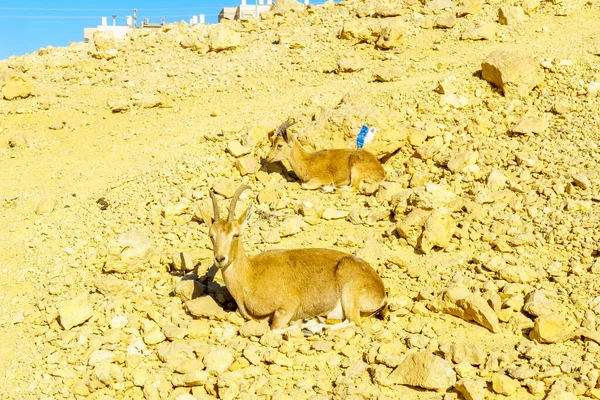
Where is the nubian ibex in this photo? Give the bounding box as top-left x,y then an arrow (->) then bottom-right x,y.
207,185 -> 387,331
265,121 -> 385,194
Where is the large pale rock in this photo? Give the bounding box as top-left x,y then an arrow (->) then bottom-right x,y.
94,277 -> 132,296
433,287 -> 500,333
482,51 -> 543,99
235,156 -> 258,176
510,115 -> 548,134
58,301 -> 94,330
213,179 -> 237,198
492,374 -> 519,396
545,390 -> 578,400
157,341 -> 196,367
185,296 -> 226,319
409,184 -> 463,211
420,208 -> 455,253
239,320 -> 269,337
3,77 -> 33,100
388,352 -> 456,391
498,264 -> 538,283
447,150 -> 479,173
396,208 -> 430,247
270,0 -> 303,15
104,230 -> 154,273
93,31 -> 118,52
456,378 -> 486,400
448,342 -> 486,365
530,314 -> 576,343
375,18 -> 405,50
523,290 -> 555,317
461,23 -> 497,41
339,19 -> 381,43
208,26 -> 241,52
498,6 -> 526,25
173,279 -> 204,302
204,347 -> 234,374
337,53 -> 366,73
457,0 -> 482,17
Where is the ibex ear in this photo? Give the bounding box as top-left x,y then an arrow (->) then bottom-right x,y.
238,203 -> 254,230
196,202 -> 214,228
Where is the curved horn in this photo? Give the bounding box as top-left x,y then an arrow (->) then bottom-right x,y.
209,190 -> 221,221
228,184 -> 251,221
276,120 -> 295,141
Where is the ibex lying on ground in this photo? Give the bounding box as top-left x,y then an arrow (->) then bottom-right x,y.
264,121 -> 385,194
207,185 -> 387,331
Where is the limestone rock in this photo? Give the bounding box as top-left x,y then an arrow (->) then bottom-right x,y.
93,31 -> 118,53
209,26 -> 241,52
3,77 -> 33,100
434,288 -> 500,333
279,216 -> 305,237
8,134 -> 27,148
388,351 -> 456,391
227,141 -> 250,157
530,313 -> 575,343
498,6 -> 526,25
457,0 -> 482,17
204,347 -> 234,374
436,15 -> 456,29
35,198 -> 56,215
373,66 -> 403,82
545,390 -> 578,400
492,373 -> 519,396
185,296 -> 226,319
322,208 -> 348,220
213,179 -> 237,198
239,320 -> 269,337
425,0 -> 453,11
396,208 -> 430,247
235,156 -> 258,176
337,54 -> 366,73
375,18 -> 405,50
108,98 -> 130,113
448,342 -> 486,365
420,208 -> 455,253
461,23 -> 497,41
523,290 -> 555,317
456,378 -> 486,400
498,264 -> 538,283
58,301 -> 94,330
482,51 -> 543,99
487,170 -> 507,191
409,184 -> 463,211
104,230 -> 154,273
510,115 -> 548,134
339,19 -> 381,43
572,173 -> 591,190
270,0 -> 303,16
157,341 -> 195,367
94,277 -> 132,296
173,279 -> 204,302
447,151 -> 479,173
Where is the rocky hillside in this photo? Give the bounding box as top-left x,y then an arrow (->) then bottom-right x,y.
1,0 -> 600,398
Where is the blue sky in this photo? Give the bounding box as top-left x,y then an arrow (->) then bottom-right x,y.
0,0 -> 329,60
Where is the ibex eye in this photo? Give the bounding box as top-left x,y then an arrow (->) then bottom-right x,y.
233,233 -> 239,238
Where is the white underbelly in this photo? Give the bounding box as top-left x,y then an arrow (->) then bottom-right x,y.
326,300 -> 344,320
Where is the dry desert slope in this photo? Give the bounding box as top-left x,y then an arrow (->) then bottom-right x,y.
1,0 -> 600,399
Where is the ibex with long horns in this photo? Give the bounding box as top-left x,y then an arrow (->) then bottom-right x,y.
264,121 -> 385,194
207,185 -> 387,331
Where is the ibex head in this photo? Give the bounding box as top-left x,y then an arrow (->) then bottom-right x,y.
265,120 -> 295,163
208,185 -> 253,269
